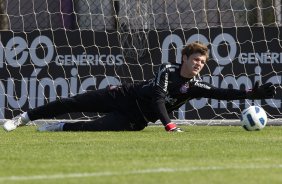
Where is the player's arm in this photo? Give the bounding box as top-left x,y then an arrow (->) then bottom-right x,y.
152,64 -> 183,132
190,81 -> 275,100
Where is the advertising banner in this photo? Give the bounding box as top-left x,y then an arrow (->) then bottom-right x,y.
0,27 -> 281,119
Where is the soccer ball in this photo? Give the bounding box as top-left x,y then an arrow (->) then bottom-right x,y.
240,106 -> 267,131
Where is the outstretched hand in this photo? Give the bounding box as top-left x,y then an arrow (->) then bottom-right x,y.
248,81 -> 276,99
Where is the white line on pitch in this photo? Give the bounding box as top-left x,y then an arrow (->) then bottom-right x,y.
1,165 -> 282,181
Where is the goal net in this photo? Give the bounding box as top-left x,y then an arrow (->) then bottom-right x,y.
0,0 -> 281,125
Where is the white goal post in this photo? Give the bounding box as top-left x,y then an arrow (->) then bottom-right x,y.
0,0 -> 281,125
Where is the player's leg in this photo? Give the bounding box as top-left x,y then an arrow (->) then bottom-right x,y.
38,111 -> 147,132
3,88 -> 116,132
28,88 -> 115,120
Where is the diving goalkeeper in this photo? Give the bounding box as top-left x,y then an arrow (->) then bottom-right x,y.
3,42 -> 276,132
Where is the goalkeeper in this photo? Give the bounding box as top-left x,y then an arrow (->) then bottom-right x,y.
3,42 -> 276,132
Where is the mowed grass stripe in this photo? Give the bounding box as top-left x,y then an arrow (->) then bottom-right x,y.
1,164 -> 282,181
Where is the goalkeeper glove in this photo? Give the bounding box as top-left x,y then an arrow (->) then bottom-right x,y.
165,122 -> 183,132
247,81 -> 275,99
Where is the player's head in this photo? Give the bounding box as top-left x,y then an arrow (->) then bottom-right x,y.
181,42 -> 209,78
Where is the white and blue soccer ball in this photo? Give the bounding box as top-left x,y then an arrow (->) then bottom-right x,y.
240,106 -> 267,131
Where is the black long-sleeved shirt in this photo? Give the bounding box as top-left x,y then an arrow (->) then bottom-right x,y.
123,63 -> 249,126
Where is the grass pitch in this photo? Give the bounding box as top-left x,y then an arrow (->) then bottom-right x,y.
1,125 -> 282,184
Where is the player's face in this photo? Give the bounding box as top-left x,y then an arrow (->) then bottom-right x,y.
181,53 -> 207,78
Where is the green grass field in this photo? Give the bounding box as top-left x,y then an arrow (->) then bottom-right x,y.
1,125 -> 282,184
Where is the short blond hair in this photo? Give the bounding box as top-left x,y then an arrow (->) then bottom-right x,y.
181,41 -> 209,62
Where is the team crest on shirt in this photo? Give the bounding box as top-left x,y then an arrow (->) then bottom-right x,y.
180,83 -> 189,93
